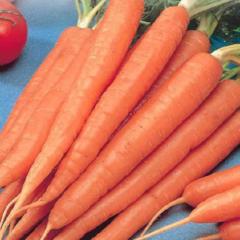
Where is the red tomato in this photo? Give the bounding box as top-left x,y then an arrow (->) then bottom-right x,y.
0,0 -> 27,65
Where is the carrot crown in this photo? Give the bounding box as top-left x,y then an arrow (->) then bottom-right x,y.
179,0 -> 240,18
75,0 -> 106,29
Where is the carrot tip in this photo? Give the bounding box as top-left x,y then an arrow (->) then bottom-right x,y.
40,223 -> 52,240
0,195 -> 19,227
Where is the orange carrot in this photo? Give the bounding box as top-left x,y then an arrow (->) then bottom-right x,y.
0,27 -> 90,164
52,79 -> 240,240
0,25 -> 68,139
26,219 -> 58,240
45,49 -> 221,233
93,110 -> 240,240
143,184 -> 240,239
7,202 -> 54,240
32,3 -> 190,209
0,179 -> 23,219
10,0 -> 143,219
199,219 -> 240,240
0,29 -> 93,186
184,165 -> 240,207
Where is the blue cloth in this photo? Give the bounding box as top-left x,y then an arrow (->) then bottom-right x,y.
0,1 -> 239,239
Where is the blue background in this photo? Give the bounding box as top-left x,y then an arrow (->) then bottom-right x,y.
0,1 -> 239,239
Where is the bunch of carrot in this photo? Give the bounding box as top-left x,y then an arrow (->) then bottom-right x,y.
0,0 -> 240,239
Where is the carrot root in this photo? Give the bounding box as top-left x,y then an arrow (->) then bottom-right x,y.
196,233 -> 221,240
136,217 -> 190,240
0,195 -> 18,227
141,197 -> 185,236
40,223 -> 52,240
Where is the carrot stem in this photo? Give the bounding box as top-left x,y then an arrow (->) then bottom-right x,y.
212,44 -> 240,64
135,217 -> 191,240
179,0 -> 239,18
141,197 -> 185,237
196,233 -> 221,240
75,0 -> 83,26
78,0 -> 106,28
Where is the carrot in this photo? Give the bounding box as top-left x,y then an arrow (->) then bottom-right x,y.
0,26 -> 92,164
44,48 -> 223,235
26,219 -> 58,240
185,165 -> 240,207
143,183 -> 240,239
7,202 -> 54,240
29,2 -> 190,210
142,157 -> 240,235
198,219 -> 240,240
9,0 -> 143,221
0,29 -> 94,187
52,79 -> 240,240
0,29 -> 93,186
0,179 -> 23,219
93,110 -> 240,240
0,23 -> 67,139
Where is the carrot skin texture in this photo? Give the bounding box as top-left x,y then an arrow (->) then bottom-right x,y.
54,80 -> 240,240
0,179 -> 23,218
0,27 -> 89,163
220,219 -> 240,240
14,0 -> 143,212
0,29 -> 93,186
93,111 -> 240,240
41,5 -> 190,204
184,164 -> 240,207
191,184 -> 240,223
0,26 -> 70,138
7,202 -> 53,240
147,30 -> 210,96
49,51 -> 222,229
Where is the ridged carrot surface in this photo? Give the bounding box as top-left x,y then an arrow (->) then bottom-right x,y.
53,80 -> 240,240
37,5 -> 189,207
93,111 -> 240,240
48,51 -> 221,231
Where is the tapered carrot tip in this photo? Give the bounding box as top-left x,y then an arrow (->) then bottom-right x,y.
0,195 -> 19,227
135,217 -> 191,240
196,234 -> 221,240
141,197 -> 185,237
40,223 -> 52,240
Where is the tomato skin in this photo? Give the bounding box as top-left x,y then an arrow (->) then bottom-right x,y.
0,0 -> 28,65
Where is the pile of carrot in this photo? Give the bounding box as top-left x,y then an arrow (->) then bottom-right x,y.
0,0 -> 240,239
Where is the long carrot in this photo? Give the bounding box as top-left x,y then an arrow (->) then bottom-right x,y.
142,156 -> 240,235
29,2 -> 190,210
199,219 -> 240,240
8,0 -> 143,223
92,110 -> 240,240
45,48 -> 222,235
0,23 -> 67,138
0,26 -> 91,164
52,79 -> 240,240
0,179 -> 23,219
143,183 -> 240,239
